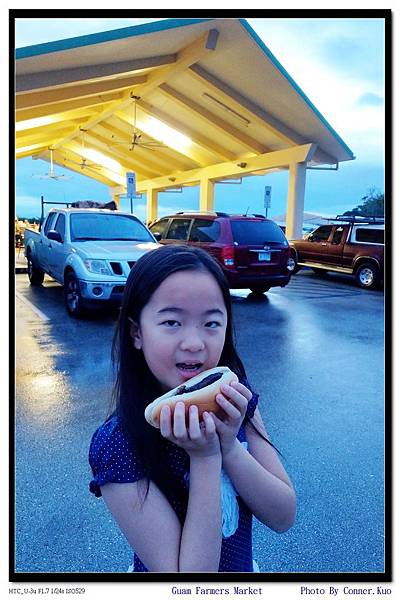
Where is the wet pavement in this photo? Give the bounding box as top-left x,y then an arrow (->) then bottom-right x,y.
14,270 -> 385,575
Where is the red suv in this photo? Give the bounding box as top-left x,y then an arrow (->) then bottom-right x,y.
148,212 -> 295,294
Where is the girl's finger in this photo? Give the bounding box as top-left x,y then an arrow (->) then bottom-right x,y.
209,411 -> 225,433
173,401 -> 188,440
216,393 -> 243,420
231,381 -> 253,401
188,405 -> 201,440
160,405 -> 172,438
219,384 -> 248,413
203,411 -> 217,437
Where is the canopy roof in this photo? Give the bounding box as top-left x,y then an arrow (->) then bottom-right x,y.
16,18 -> 354,193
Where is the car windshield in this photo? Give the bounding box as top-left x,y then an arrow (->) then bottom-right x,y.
231,220 -> 287,245
70,213 -> 153,242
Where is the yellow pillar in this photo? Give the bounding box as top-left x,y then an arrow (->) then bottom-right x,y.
286,162 -> 306,240
110,191 -> 120,209
147,188 -> 158,225
199,177 -> 215,212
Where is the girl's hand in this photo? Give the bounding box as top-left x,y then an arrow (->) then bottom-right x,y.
160,401 -> 221,460
211,382 -> 253,455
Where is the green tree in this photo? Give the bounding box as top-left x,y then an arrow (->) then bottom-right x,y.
344,187 -> 384,217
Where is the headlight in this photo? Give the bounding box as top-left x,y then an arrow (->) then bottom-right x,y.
83,259 -> 112,275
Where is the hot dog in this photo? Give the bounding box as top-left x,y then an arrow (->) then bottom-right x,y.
144,366 -> 239,428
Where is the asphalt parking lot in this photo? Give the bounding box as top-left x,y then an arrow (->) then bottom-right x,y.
14,269 -> 385,576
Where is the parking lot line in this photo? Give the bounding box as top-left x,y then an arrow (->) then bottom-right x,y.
15,291 -> 50,322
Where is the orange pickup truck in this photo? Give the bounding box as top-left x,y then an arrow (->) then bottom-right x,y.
289,216 -> 384,289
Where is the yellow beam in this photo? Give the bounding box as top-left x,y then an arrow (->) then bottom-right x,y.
16,54 -> 177,92
86,126 -> 165,178
113,108 -> 210,167
52,156 -> 121,186
137,144 -> 317,192
16,128 -> 76,149
104,115 -> 197,172
16,95 -> 120,122
132,99 -> 236,162
159,84 -> 269,155
16,74 -> 148,110
51,30 -> 219,152
82,129 -> 160,179
188,64 -> 300,146
16,117 -> 88,139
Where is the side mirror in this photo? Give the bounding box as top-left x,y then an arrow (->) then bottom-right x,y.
47,230 -> 63,243
152,232 -> 162,241
308,234 -> 314,241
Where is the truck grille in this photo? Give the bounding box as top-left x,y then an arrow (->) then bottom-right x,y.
110,262 -> 123,275
108,261 -> 136,275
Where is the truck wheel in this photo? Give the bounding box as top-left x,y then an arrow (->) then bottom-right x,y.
27,255 -> 44,286
355,262 -> 379,289
64,272 -> 85,318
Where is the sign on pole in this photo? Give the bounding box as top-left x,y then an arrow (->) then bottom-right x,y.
264,186 -> 271,217
126,171 -> 136,196
126,172 -> 136,213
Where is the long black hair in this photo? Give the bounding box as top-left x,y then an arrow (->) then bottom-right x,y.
111,245 -> 253,502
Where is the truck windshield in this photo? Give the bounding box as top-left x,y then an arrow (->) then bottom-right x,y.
70,213 -> 153,242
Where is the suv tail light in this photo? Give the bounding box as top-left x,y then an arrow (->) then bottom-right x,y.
221,246 -> 235,267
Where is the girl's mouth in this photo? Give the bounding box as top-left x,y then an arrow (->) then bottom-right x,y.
176,362 -> 204,380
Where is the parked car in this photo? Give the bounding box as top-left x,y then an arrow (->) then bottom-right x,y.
24,208 -> 160,317
289,215 -> 384,289
148,211 -> 295,294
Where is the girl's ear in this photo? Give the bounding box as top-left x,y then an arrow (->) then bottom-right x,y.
128,318 -> 142,350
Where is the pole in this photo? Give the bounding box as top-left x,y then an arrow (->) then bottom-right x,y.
130,194 -> 133,214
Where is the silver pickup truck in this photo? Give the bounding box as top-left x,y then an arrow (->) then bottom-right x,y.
24,208 -> 160,317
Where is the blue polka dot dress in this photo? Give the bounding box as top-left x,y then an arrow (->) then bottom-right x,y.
89,386 -> 259,572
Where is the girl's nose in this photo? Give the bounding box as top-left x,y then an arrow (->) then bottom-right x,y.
179,328 -> 206,352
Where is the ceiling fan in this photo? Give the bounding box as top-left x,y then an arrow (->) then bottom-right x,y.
32,148 -> 72,180
61,130 -> 103,172
109,95 -> 166,151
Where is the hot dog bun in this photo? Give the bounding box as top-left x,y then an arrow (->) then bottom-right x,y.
144,366 -> 238,428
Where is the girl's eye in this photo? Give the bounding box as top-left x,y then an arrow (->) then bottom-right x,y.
205,321 -> 222,329
161,320 -> 180,327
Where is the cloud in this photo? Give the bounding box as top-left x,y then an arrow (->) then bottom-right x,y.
356,93 -> 384,107
15,18 -> 161,48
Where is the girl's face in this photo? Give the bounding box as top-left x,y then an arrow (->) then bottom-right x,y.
130,269 -> 228,392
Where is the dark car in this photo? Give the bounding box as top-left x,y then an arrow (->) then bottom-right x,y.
148,211 -> 295,294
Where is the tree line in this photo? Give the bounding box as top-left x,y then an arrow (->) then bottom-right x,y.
343,187 -> 384,217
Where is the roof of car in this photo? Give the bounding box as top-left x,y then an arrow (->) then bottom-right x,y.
153,212 -> 271,220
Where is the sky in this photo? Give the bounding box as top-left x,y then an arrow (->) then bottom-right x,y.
14,16 -> 386,222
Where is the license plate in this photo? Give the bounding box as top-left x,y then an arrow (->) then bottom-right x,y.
258,251 -> 271,261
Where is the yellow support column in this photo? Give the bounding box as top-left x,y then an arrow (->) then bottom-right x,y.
199,177 -> 215,212
110,191 -> 120,209
286,162 -> 306,240
147,188 -> 159,225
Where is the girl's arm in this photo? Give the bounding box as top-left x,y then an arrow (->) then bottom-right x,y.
101,403 -> 222,572
222,410 -> 296,533
212,384 -> 296,533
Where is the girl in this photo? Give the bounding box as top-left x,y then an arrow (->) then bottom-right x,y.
89,245 -> 296,572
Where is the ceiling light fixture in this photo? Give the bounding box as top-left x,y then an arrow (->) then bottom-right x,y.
144,117 -> 192,152
203,93 -> 251,126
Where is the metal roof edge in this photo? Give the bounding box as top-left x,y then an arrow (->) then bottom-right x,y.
15,17 -> 213,59
238,18 -> 355,160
